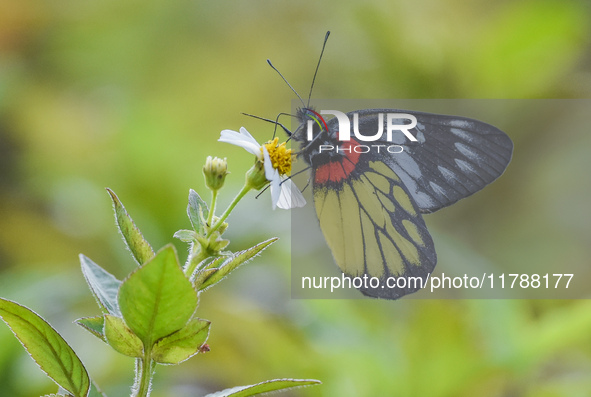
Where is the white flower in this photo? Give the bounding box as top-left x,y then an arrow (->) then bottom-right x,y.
262,146 -> 307,210
219,127 -> 262,159
219,127 -> 306,210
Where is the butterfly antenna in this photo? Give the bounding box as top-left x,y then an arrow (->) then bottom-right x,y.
300,178 -> 311,193
254,165 -> 311,200
307,31 -> 330,107
286,166 -> 310,179
255,185 -> 271,199
279,168 -> 312,193
242,112 -> 293,137
267,59 -> 305,108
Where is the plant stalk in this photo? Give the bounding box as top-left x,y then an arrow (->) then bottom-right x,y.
134,348 -> 154,397
207,189 -> 218,227
207,184 -> 251,238
185,247 -> 211,277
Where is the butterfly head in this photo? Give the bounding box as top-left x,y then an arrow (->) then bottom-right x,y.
293,107 -> 319,140
292,106 -> 350,168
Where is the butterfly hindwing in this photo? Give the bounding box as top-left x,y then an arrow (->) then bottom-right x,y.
312,151 -> 436,299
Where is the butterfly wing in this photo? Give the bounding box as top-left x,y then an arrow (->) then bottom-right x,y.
350,109 -> 514,213
312,153 -> 436,299
309,109 -> 512,299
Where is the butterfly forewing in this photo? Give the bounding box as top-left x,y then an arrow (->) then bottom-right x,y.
349,109 -> 514,213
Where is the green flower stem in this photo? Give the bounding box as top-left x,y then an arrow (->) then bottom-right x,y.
134,350 -> 154,397
185,247 -> 211,277
207,183 -> 251,238
207,189 -> 218,228
185,184 -> 250,277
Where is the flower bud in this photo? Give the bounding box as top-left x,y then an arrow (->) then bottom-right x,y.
209,215 -> 228,234
203,156 -> 229,191
245,160 -> 269,190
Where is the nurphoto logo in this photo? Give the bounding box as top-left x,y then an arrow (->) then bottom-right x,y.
306,109 -> 418,154
307,109 -> 417,153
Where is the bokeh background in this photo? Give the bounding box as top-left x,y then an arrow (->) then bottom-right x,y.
1,0 -> 591,396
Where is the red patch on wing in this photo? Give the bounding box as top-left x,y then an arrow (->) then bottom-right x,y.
315,139 -> 361,184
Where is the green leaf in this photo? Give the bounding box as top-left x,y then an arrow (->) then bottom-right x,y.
119,244 -> 198,347
173,229 -> 197,242
75,316 -> 106,342
203,256 -> 227,270
0,298 -> 90,397
186,253 -> 219,280
107,188 -> 154,265
152,317 -> 210,364
210,238 -> 230,251
199,238 -> 278,291
191,254 -> 233,287
104,315 -> 143,358
192,268 -> 219,289
79,254 -> 121,316
203,378 -> 322,397
187,189 -> 209,234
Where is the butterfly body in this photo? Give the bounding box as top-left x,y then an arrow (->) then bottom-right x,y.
292,107 -> 513,299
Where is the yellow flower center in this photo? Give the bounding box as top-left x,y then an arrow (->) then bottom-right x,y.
262,137 -> 292,176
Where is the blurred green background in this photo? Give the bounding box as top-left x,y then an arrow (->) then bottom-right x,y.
1,0 -> 591,396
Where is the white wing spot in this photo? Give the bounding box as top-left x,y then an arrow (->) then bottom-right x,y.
455,142 -> 481,162
437,165 -> 456,182
415,128 -> 426,143
450,128 -> 473,142
455,158 -> 476,173
450,119 -> 470,128
413,192 -> 435,208
429,181 -> 446,197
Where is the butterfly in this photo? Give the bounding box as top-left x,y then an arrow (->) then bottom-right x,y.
259,32 -> 513,299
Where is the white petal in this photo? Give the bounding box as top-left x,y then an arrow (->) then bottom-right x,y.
262,146 -> 276,182
270,177 -> 282,210
219,128 -> 262,158
262,146 -> 281,209
239,126 -> 255,141
276,178 -> 307,209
